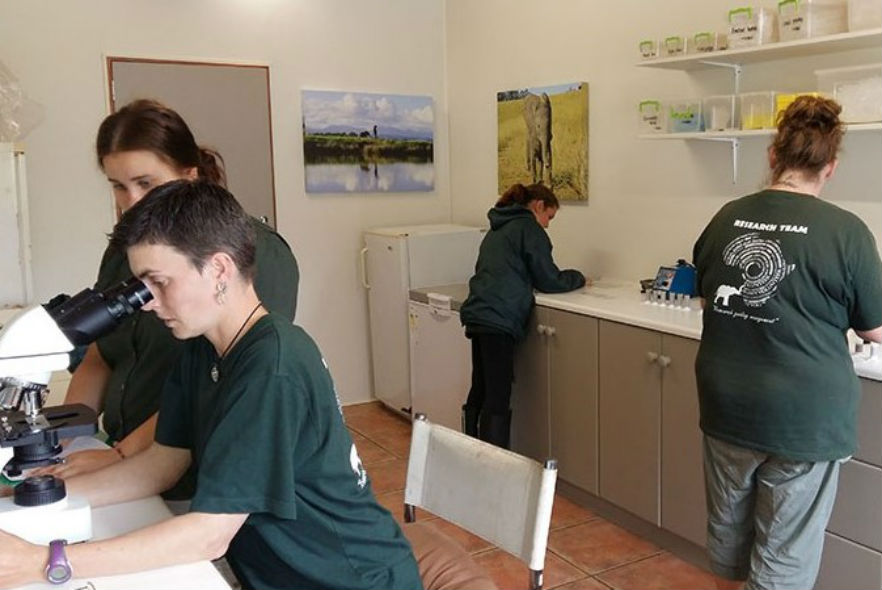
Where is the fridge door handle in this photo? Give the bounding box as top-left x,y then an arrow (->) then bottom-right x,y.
359,247 -> 370,289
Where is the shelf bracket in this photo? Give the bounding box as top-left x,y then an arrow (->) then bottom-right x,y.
697,61 -> 743,94
701,137 -> 740,183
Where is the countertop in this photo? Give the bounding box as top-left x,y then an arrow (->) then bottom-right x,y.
535,279 -> 881,382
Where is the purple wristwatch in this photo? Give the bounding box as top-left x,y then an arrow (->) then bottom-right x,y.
46,539 -> 72,584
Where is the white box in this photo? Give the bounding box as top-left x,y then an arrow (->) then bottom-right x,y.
663,35 -> 688,56
689,32 -> 729,53
778,0 -> 847,40
848,0 -> 882,30
729,6 -> 779,47
638,100 -> 667,133
740,91 -> 779,129
817,64 -> 882,122
639,39 -> 659,59
703,95 -> 738,130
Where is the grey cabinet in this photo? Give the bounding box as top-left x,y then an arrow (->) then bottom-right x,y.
598,320 -> 705,534
816,532 -> 882,590
598,320 -> 663,524
660,335 -> 706,547
511,306 -> 599,493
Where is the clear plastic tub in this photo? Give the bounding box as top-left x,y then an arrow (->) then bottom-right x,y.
817,64 -> 882,122
689,32 -> 729,53
639,39 -> 659,60
729,6 -> 779,47
663,36 -> 688,56
667,100 -> 703,133
740,91 -> 778,129
848,0 -> 882,30
703,95 -> 738,131
638,100 -> 667,133
778,0 -> 847,40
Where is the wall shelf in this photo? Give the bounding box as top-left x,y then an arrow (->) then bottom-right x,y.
638,122 -> 882,140
636,28 -> 882,70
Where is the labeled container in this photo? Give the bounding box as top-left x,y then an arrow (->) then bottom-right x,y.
703,95 -> 738,130
775,92 -> 827,121
848,0 -> 882,30
817,64 -> 882,122
638,100 -> 667,133
728,6 -> 779,47
689,32 -> 729,53
668,100 -> 703,132
663,35 -> 688,56
778,0 -> 847,40
740,91 -> 778,129
639,39 -> 659,59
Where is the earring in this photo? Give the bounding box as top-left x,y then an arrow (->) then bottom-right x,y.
215,281 -> 227,305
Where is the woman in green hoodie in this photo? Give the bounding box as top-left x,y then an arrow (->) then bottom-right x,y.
460,183 -> 585,448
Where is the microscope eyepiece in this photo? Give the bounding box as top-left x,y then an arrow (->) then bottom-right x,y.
45,279 -> 154,346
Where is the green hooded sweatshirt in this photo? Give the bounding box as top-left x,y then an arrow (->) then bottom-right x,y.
460,204 -> 585,341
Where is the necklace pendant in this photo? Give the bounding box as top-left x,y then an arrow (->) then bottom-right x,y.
210,364 -> 220,383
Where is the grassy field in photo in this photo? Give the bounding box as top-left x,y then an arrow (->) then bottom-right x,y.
303,134 -> 433,164
497,85 -> 589,201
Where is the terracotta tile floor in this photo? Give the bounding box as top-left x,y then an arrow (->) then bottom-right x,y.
344,400 -> 720,590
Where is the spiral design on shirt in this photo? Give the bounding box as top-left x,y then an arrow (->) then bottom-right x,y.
722,232 -> 793,308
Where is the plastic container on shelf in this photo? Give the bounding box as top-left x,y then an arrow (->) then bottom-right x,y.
668,100 -> 703,132
847,0 -> 882,30
775,92 -> 827,120
740,91 -> 779,129
689,32 -> 729,53
663,35 -> 688,56
639,39 -> 659,59
638,100 -> 667,133
778,0 -> 847,40
729,6 -> 779,47
703,95 -> 738,130
817,63 -> 882,122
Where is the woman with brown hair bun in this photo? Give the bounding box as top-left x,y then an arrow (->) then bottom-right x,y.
460,183 -> 585,449
41,100 -> 299,503
693,95 -> 882,589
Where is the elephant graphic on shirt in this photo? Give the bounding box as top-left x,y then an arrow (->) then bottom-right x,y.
714,284 -> 742,307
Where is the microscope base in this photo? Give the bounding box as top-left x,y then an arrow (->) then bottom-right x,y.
0,494 -> 91,545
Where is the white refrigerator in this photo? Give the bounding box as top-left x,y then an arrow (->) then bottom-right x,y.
361,224 -> 485,415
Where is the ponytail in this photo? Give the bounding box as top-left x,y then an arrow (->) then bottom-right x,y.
496,182 -> 559,209
198,147 -> 227,187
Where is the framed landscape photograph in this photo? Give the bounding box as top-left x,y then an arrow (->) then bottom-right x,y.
497,82 -> 589,202
301,90 -> 435,193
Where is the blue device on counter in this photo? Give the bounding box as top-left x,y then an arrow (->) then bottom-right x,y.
652,259 -> 697,296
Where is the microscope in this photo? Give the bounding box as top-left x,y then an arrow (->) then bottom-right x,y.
0,279 -> 152,544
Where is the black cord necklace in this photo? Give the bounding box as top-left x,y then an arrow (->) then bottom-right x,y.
210,301 -> 263,383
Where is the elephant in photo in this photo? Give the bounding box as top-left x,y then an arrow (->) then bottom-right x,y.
523,92 -> 553,186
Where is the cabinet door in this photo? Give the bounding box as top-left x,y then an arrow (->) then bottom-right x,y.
599,320 -> 662,524
548,309 -> 599,493
660,335 -> 706,547
827,459 -> 882,552
511,307 -> 550,462
815,532 -> 882,590
856,379 -> 882,467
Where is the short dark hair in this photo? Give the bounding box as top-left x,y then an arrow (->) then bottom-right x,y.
110,180 -> 256,280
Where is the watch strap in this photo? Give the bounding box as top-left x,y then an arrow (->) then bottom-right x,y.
46,539 -> 72,585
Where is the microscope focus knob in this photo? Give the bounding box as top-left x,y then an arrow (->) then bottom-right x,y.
13,474 -> 66,507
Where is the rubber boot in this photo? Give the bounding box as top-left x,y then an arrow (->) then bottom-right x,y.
479,411 -> 511,450
461,404 -> 480,438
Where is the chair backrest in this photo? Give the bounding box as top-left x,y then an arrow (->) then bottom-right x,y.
405,414 -> 557,572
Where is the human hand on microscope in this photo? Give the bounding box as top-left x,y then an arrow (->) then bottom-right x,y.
0,528 -> 43,587
32,448 -> 121,480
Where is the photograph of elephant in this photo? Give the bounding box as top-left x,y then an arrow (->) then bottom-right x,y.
497,82 -> 589,201
302,90 -> 434,193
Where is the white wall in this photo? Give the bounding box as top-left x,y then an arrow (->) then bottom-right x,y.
445,0 -> 882,282
0,0 -> 450,403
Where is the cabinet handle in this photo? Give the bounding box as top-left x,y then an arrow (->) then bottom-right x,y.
545,326 -> 556,337
646,351 -> 659,363
657,355 -> 672,368
537,324 -> 547,335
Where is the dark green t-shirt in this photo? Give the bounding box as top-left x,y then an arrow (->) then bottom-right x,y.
95,217 -> 299,442
693,190 -> 882,461
155,315 -> 422,590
